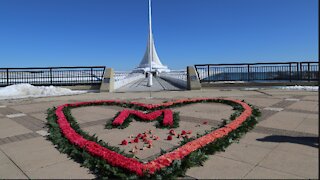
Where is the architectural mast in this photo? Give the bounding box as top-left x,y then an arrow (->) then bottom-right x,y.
133,0 -> 170,74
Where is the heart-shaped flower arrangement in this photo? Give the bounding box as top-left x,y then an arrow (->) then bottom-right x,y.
46,98 -> 260,179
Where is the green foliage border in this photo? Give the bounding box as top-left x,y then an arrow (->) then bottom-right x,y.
46,99 -> 261,179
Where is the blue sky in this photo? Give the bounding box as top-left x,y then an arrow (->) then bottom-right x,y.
0,0 -> 318,71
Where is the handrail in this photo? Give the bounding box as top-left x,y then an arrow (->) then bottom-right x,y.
0,66 -> 106,87
194,61 -> 318,83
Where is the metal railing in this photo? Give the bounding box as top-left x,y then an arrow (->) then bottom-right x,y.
0,66 -> 105,87
195,62 -> 318,83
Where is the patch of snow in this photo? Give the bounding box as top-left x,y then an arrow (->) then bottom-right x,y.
0,83 -> 86,100
278,85 -> 318,91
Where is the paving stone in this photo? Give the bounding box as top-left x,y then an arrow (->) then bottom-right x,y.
180,115 -> 221,126
276,140 -> 318,157
36,130 -> 49,137
302,95 -> 319,101
0,150 -> 28,179
259,149 -> 318,178
253,126 -> 317,137
7,136 -> 20,143
15,133 -> 34,141
258,109 -> 277,122
241,97 -> 282,108
29,112 -> 47,122
11,101 -> 64,114
216,143 -> 273,166
0,107 -> 20,115
238,132 -> 280,150
285,98 -> 300,101
6,113 -> 27,118
287,101 -> 319,113
173,103 -> 233,121
186,155 -> 254,179
0,162 -> 28,179
294,117 -> 319,135
0,138 -> 11,145
263,107 -> 283,112
71,106 -> 119,123
82,124 -> 109,135
244,166 -> 304,179
0,137 -> 69,172
0,118 -> 33,139
26,159 -> 95,179
12,116 -> 45,131
272,100 -> 296,108
0,105 -> 7,108
80,119 -> 108,128
258,111 -> 308,131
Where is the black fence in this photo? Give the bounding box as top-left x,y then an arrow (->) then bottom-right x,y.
195,62 -> 318,83
0,66 -> 106,87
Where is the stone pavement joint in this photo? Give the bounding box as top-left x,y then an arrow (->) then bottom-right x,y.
259,109 -> 277,121
0,107 -> 22,116
253,90 -> 273,96
0,148 -> 31,179
252,126 -> 318,137
0,132 -> 40,145
284,108 -> 319,115
11,115 -> 45,131
271,100 -> 296,108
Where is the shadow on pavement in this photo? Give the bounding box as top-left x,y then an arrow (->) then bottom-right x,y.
257,135 -> 319,148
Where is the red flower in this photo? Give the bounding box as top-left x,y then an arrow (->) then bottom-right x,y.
181,130 -> 187,135
133,138 -> 139,143
169,129 -> 176,135
121,140 -> 128,145
167,135 -> 173,140
203,121 -> 208,125
136,133 -> 142,138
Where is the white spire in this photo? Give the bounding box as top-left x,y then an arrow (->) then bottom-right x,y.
134,0 -> 170,73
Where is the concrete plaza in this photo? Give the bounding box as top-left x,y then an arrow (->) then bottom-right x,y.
0,87 -> 318,179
